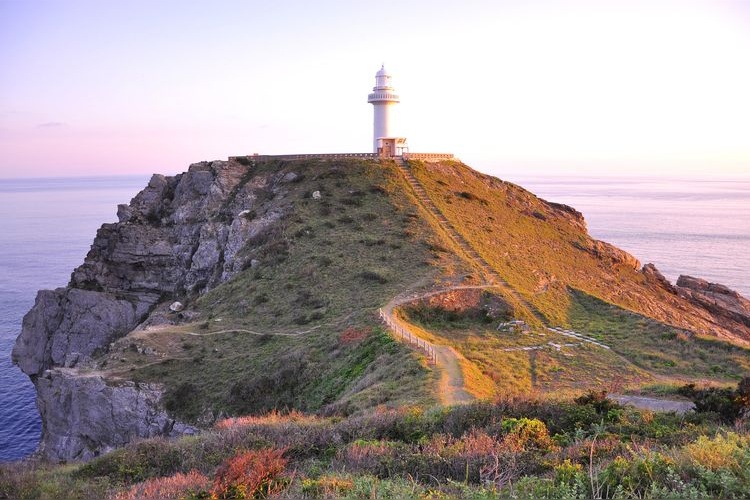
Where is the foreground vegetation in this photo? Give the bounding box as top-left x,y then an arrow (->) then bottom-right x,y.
3,387 -> 750,499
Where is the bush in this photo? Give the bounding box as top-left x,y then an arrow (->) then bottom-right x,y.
599,451 -> 676,498
212,448 -> 289,499
301,475 -> 355,497
164,382 -> 203,421
682,432 -> 750,472
74,439 -> 182,485
114,470 -> 210,499
678,384 -> 740,423
574,390 -> 619,416
358,271 -> 387,284
501,417 -> 556,452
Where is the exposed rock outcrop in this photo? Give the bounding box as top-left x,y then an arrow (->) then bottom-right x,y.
642,263 -> 675,291
36,369 -> 196,462
13,288 -> 138,376
12,159 -> 291,461
676,275 -> 750,329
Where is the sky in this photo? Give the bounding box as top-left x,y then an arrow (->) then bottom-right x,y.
1,0 -> 749,179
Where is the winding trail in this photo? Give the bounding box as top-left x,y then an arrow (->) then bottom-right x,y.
378,161 -> 692,412
381,286 -> 486,405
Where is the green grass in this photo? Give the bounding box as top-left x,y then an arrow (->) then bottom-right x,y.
111,157 -> 750,419
568,289 -> 750,381
100,158 -> 461,422
400,305 -> 651,397
397,285 -> 750,397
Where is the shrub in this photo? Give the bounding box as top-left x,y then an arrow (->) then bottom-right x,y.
75,438 -> 181,484
501,417 -> 556,452
574,390 -> 620,417
301,475 -> 355,497
358,271 -> 387,284
682,432 -> 750,471
215,410 -> 314,431
164,382 -> 203,421
113,470 -> 210,499
211,448 -> 289,499
599,451 -> 676,498
456,191 -> 477,200
336,440 -> 405,477
553,459 -> 585,486
678,378 -> 750,424
339,327 -> 369,344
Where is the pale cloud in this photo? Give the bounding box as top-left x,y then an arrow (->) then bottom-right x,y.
36,122 -> 67,128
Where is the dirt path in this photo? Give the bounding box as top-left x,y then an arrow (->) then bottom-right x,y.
610,394 -> 695,414
433,345 -> 475,404
381,285 -> 499,406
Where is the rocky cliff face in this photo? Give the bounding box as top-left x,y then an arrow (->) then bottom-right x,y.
35,369 -> 196,461
12,159 -> 293,461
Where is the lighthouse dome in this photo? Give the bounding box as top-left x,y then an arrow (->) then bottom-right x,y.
374,65 -> 393,90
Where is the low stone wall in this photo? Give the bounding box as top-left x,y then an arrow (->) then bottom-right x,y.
229,153 -> 378,162
229,152 -> 456,163
403,152 -> 455,161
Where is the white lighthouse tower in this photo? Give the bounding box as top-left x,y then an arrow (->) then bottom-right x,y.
367,65 -> 406,156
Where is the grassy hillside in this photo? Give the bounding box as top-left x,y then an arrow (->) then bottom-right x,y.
407,159 -> 746,339
98,158 -> 467,421
91,157 -> 750,420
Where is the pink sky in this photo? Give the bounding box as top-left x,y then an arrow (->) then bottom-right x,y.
1,0 -> 749,179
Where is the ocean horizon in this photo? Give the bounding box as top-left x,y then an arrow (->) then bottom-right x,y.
1,171 -> 748,461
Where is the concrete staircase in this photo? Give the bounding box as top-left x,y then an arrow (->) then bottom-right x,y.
395,160 -> 546,324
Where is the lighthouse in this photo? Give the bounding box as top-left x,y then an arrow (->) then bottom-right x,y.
367,65 -> 406,156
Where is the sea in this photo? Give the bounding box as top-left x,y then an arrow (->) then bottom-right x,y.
0,176 -> 148,462
0,174 -> 748,462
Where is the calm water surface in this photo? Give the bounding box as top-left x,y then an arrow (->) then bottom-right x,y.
0,176 -> 147,461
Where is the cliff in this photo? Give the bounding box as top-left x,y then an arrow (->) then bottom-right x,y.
12,157 -> 750,461
12,160 -> 292,460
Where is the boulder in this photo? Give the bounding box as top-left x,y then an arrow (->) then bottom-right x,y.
642,263 -> 675,292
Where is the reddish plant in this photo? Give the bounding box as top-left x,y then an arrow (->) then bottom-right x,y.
339,326 -> 369,344
114,470 -> 210,499
211,448 -> 288,499
215,409 -> 313,430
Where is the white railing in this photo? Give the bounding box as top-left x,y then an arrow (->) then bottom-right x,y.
378,308 -> 437,364
367,92 -> 400,102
